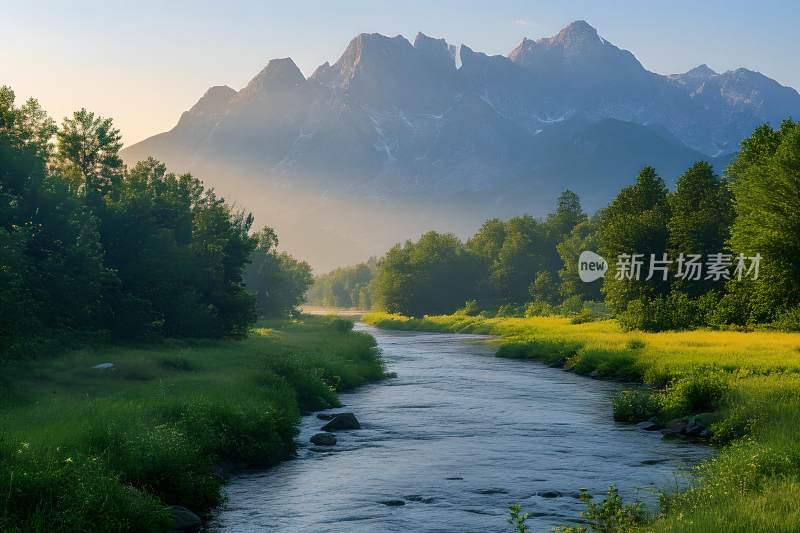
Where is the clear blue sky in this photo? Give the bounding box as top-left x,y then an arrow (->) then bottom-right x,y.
3,0 -> 798,145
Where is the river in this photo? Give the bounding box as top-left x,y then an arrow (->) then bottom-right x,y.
209,324 -> 709,532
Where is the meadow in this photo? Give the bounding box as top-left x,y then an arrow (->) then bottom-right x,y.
0,315 -> 384,532
363,312 -> 800,532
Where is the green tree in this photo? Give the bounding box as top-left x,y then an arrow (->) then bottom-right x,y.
306,259 -> 377,309
667,161 -> 733,297
373,231 -> 481,316
244,227 -> 313,317
728,119 -> 800,321
0,90 -> 110,355
557,218 -> 603,302
55,108 -> 124,199
547,189 -> 587,239
597,166 -> 670,314
529,271 -> 559,305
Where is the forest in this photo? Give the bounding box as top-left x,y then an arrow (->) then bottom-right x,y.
0,87 -> 312,360
362,120 -> 800,331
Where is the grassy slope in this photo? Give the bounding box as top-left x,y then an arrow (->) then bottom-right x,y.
363,312 -> 800,532
0,315 -> 383,532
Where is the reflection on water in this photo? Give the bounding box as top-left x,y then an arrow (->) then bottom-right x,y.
209,325 -> 709,532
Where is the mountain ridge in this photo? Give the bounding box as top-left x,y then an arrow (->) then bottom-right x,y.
121,21 -> 797,271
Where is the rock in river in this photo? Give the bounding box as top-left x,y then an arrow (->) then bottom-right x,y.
321,412 -> 361,431
168,505 -> 201,532
310,432 -> 337,446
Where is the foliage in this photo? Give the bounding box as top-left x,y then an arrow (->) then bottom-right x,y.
667,161 -> 733,297
0,87 -> 321,356
306,258 -> 377,309
507,503 -> 530,533
372,231 -> 483,316
597,166 -> 670,314
369,313 -> 800,532
774,306 -> 800,332
529,271 -> 559,305
555,485 -> 646,532
0,316 -> 383,531
557,218 -> 603,302
612,389 -> 660,423
244,227 -> 313,317
729,119 -> 800,322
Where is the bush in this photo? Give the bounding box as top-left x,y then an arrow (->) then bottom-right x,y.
659,368 -> 729,420
523,301 -> 553,317
555,485 -> 646,532
613,390 -> 660,422
496,339 -> 581,366
0,438 -> 171,533
560,295 -> 585,315
618,292 -> 701,332
331,317 -> 354,332
455,300 -> 480,316
775,307 -> 800,332
570,301 -> 610,324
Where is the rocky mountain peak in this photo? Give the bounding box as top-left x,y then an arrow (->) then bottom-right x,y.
175,85 -> 235,128
413,32 -> 455,69
243,58 -> 305,94
192,85 -> 236,112
669,64 -> 718,89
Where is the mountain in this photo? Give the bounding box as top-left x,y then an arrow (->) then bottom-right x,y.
122,21 -> 798,271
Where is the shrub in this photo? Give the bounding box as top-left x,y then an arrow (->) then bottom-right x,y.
0,439 -> 171,533
496,339 -> 582,366
455,300 -> 480,316
659,368 -> 729,420
158,355 -> 195,371
613,390 -> 660,422
523,301 -> 553,317
775,307 -> 800,332
497,304 -> 526,317
555,485 -> 646,532
331,317 -> 354,332
618,292 -> 700,332
560,295 -> 585,315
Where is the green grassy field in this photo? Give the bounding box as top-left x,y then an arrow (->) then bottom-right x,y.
363,312 -> 800,532
0,315 -> 384,532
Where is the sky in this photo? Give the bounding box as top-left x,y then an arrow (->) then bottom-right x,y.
3,0 -> 798,146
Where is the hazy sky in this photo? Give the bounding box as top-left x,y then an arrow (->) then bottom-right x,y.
3,0 -> 798,146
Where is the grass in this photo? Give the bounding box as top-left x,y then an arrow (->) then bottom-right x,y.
0,315 -> 383,532
363,312 -> 800,532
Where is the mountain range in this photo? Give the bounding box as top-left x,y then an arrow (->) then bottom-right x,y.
121,21 -> 800,271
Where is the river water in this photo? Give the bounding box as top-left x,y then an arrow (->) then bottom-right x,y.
209,325 -> 709,532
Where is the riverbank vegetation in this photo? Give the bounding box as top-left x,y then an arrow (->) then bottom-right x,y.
365,119 -> 800,333
0,86 -> 312,359
363,312 -> 800,531
0,87 -> 339,531
0,315 -> 383,532
306,258 -> 377,309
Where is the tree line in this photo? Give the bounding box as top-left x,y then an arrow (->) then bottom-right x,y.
370,119 -> 800,331
306,258 -> 377,309
0,87 -> 311,358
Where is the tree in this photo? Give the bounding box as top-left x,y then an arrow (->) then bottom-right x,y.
547,189 -> 587,240
244,227 -> 313,317
55,108 -> 124,199
667,161 -> 733,297
557,218 -> 603,302
529,271 -> 559,305
597,166 -> 670,314
373,231 -> 482,316
1,90 -> 110,355
728,119 -> 800,321
306,259 -> 377,309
